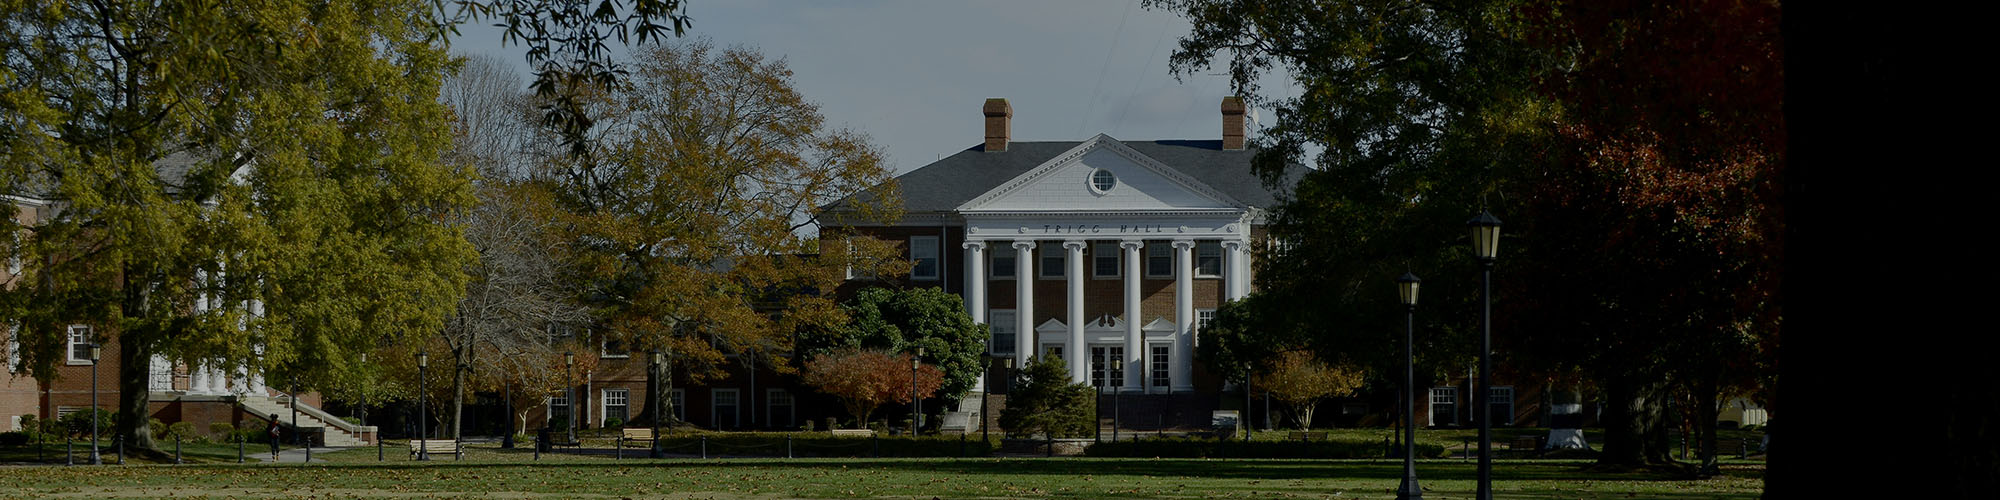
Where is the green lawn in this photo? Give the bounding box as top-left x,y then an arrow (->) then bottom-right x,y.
0,453 -> 1762,499
0,438 -> 262,465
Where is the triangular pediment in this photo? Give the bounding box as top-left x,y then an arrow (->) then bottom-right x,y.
1035,318 -> 1068,332
958,134 -> 1245,212
1142,317 -> 1178,332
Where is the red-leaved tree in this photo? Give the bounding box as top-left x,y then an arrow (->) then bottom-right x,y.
801,348 -> 941,427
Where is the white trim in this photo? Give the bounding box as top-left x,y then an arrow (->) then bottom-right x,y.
1489,386 -> 1516,426
670,388 -> 686,422
601,388 -> 629,427
987,309 -> 1018,355
1195,241 -> 1223,278
1088,168 -> 1117,194
1429,387 -> 1459,426
65,325 -> 91,365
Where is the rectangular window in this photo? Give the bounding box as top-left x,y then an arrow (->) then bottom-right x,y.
1197,309 -> 1217,332
988,310 -> 1017,355
767,389 -> 795,428
602,389 -> 629,426
7,324 -> 19,373
1430,387 -> 1459,426
1489,386 -> 1515,426
66,325 -> 91,364
1196,242 -> 1223,277
1043,344 -> 1063,363
990,245 -> 1016,279
1092,243 -> 1119,278
910,236 -> 939,280
56,406 -> 81,419
1090,346 -> 1125,387
1039,244 -> 1064,279
1149,345 -> 1171,388
548,393 -> 571,427
670,389 -> 686,422
713,389 -> 740,429
1145,242 -> 1172,278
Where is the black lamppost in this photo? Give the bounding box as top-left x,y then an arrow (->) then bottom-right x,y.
416,351 -> 429,461
1003,358 -> 1016,437
1110,358 -> 1122,442
1467,211 -> 1502,500
89,344 -> 101,465
1396,272 -> 1424,500
981,354 -> 993,443
910,347 -> 924,435
649,349 -> 663,458
564,351 -> 576,445
357,353 -> 369,437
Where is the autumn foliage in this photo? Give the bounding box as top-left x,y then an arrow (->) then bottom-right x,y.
1256,351 -> 1366,430
801,348 -> 941,427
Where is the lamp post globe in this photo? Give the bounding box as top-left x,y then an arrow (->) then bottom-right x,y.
1395,272 -> 1423,499
1466,211 -> 1502,500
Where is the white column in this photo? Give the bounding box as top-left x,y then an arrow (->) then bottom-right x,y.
962,241 -> 987,392
1172,239 -> 1196,392
188,365 -> 210,395
1012,240 -> 1037,364
1222,240 -> 1247,301
962,241 -> 987,324
1063,240 -> 1087,383
1120,241 -> 1144,392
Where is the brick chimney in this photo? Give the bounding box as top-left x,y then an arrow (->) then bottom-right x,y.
1221,96 -> 1247,150
983,98 -> 1012,152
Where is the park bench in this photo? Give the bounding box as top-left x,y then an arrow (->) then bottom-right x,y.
1287,431 -> 1329,442
618,428 -> 657,448
829,428 -> 875,437
1716,437 -> 1762,458
409,439 -> 462,460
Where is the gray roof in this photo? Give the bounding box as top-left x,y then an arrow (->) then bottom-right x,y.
7,148 -> 228,200
832,139 -> 1302,215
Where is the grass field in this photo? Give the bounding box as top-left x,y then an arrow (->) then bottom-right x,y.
0,454 -> 1762,499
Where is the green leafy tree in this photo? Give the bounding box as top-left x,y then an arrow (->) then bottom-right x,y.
529,39 -> 902,428
802,287 -> 988,400
1149,0 -> 1781,469
1257,350 -> 1366,430
1,0 -> 476,453
997,356 -> 1095,438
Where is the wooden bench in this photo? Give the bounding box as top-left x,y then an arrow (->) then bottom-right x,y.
619,428 -> 657,447
1287,431 -> 1329,442
829,428 -> 875,437
409,439 -> 462,460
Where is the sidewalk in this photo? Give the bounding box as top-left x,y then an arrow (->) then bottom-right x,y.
269,446 -> 342,463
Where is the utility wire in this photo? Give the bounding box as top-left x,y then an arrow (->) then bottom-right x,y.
1077,2 -> 1133,137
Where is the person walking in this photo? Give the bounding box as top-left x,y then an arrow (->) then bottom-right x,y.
267,414 -> 282,460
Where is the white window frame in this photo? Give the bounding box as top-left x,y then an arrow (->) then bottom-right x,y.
601,389 -> 629,427
66,325 -> 91,365
1430,387 -> 1459,426
1196,309 -> 1217,332
1042,344 -> 1064,362
1038,244 -> 1064,280
600,333 -> 629,359
766,389 -> 795,429
1145,242 -> 1172,278
841,236 -> 855,281
1089,346 -> 1124,388
1489,386 -> 1515,426
6,324 -> 19,373
670,388 -> 686,422
1149,344 -> 1171,390
987,310 -> 1017,355
547,393 -> 571,425
1195,241 -> 1223,277
1092,242 -> 1119,279
910,236 -> 940,281
712,388 -> 741,428
990,245 -> 1016,280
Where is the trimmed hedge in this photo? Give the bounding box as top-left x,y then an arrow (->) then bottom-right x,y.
1083,436 -> 1448,459
651,433 -> 996,458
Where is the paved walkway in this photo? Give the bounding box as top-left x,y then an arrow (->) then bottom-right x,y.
269,446 -> 342,463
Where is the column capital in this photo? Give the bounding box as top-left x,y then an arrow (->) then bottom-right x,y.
1119,240 -> 1144,251
1011,240 -> 1038,251
1062,240 -> 1088,251
1221,239 -> 1246,251
1172,239 -> 1196,250
962,240 -> 987,251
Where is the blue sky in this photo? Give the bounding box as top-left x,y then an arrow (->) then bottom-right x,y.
450,0 -> 1298,176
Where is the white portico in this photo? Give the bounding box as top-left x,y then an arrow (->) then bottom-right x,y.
955,135 -> 1254,393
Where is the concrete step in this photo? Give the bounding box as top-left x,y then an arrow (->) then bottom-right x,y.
241,396 -> 368,447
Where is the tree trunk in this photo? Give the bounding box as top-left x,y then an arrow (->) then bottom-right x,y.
116,327 -> 158,453
1596,375 -> 1673,468
1696,374 -> 1721,475
1296,402 -> 1316,430
450,360 -> 466,440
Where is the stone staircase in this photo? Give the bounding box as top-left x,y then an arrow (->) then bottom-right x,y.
938,392 -> 984,433
239,395 -> 369,447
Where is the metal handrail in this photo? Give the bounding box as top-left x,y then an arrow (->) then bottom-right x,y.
269,392 -> 364,435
